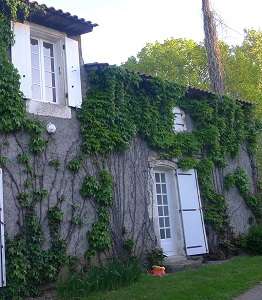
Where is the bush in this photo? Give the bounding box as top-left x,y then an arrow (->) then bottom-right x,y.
146,248 -> 166,267
245,225 -> 262,255
57,258 -> 142,299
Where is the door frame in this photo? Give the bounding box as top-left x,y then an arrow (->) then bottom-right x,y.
149,160 -> 186,258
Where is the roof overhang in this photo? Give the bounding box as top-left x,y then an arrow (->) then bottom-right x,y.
4,0 -> 98,36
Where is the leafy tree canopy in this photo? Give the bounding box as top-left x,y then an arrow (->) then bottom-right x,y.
123,30 -> 262,116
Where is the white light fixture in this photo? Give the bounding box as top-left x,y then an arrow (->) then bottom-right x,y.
46,122 -> 56,134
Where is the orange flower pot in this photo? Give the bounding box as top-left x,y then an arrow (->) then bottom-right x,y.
150,265 -> 166,277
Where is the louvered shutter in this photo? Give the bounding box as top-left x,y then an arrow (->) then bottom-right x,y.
65,37 -> 82,108
0,169 -> 6,287
11,22 -> 32,99
173,107 -> 186,132
177,169 -> 208,255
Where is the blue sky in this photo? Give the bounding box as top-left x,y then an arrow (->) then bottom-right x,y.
36,0 -> 262,65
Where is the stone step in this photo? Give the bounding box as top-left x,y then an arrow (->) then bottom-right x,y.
165,256 -> 203,272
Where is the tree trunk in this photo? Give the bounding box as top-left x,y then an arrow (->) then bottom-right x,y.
202,0 -> 224,96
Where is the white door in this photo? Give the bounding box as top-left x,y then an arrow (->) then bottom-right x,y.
177,169 -> 208,255
154,171 -> 176,256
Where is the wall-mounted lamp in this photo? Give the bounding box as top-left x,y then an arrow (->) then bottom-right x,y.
46,122 -> 56,134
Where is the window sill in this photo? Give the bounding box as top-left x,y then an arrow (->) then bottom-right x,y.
26,100 -> 72,119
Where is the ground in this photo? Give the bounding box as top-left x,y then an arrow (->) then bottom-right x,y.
79,256 -> 262,300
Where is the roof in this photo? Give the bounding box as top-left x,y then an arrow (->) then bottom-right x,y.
21,1 -> 98,36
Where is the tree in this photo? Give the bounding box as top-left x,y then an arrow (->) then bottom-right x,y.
123,31 -> 262,114
202,0 -> 224,95
124,39 -> 209,89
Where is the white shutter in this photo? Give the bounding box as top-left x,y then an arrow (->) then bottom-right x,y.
65,37 -> 82,108
11,22 -> 32,99
0,169 -> 6,287
173,107 -> 186,132
177,169 -> 208,255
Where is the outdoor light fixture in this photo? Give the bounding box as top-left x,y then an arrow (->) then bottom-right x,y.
46,122 -> 56,134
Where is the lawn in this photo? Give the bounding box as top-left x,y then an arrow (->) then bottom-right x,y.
80,256 -> 262,300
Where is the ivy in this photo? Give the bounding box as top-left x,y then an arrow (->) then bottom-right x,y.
49,159 -> 60,170
80,66 -> 259,234
224,168 -> 262,218
67,156 -> 83,174
81,170 -> 113,258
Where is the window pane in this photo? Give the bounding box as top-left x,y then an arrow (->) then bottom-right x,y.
159,217 -> 164,228
155,173 -> 160,183
164,206 -> 169,216
163,195 -> 168,205
45,87 -> 56,102
161,173 -> 166,183
43,42 -> 54,57
31,53 -> 40,69
158,206 -> 163,217
166,229 -> 171,239
31,39 -> 39,53
165,217 -> 170,228
44,57 -> 55,73
32,85 -> 41,100
45,72 -> 56,88
156,184 -> 161,194
162,184 -> 167,194
52,88 -> 57,103
157,195 -> 162,205
32,69 -> 40,84
160,229 -> 165,239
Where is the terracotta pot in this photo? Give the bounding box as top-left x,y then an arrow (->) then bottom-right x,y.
150,265 -> 166,277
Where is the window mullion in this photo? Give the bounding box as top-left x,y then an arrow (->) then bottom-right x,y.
40,39 -> 46,102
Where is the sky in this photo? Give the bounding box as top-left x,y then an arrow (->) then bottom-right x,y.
35,0 -> 262,65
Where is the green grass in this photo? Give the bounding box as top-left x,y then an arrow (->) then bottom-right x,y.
78,256 -> 262,300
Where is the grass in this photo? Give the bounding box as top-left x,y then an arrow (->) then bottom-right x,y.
75,256 -> 262,300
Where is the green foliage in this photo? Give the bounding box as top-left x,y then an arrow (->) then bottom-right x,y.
57,258 -> 142,300
80,66 -> 258,234
244,225 -> 262,255
123,239 -> 135,255
81,171 -> 113,257
0,155 -> 7,167
49,159 -> 60,170
224,168 -> 250,195
224,168 -> 262,218
48,206 -> 63,240
123,39 -> 209,90
146,248 -> 166,267
196,159 -> 228,232
122,34 -> 262,116
177,157 -> 198,170
67,156 -> 83,174
0,1 -> 64,298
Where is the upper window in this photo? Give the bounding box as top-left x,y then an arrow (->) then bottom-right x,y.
11,21 -> 83,113
173,107 -> 187,132
31,38 -> 58,103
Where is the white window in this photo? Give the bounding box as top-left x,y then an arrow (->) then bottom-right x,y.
11,21 -> 83,115
31,38 -> 58,103
173,107 -> 187,132
155,172 -> 171,240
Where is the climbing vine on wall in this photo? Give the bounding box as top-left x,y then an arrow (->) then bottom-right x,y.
224,168 -> 262,219
80,170 -> 113,258
0,1 -> 61,298
80,66 -> 260,233
0,0 -> 260,298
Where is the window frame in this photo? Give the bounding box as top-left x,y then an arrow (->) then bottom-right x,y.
30,23 -> 66,106
173,107 -> 187,132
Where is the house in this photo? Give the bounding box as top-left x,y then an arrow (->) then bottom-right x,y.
0,0 -> 258,295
